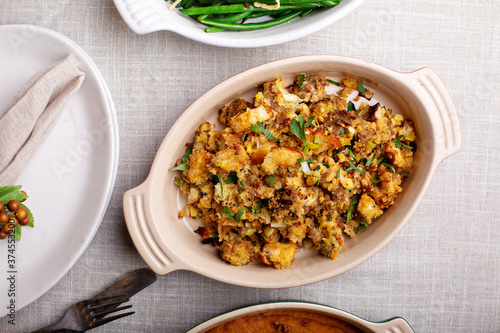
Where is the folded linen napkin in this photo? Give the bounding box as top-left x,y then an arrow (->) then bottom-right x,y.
0,54 -> 85,185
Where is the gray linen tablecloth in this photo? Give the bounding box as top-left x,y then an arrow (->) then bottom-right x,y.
1,0 -> 499,332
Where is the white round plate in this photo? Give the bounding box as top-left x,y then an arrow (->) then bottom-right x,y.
113,0 -> 366,48
0,25 -> 119,318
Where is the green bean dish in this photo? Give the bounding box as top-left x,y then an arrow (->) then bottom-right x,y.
167,0 -> 343,32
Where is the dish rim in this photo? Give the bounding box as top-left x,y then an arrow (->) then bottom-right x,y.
186,301 -> 415,332
112,0 -> 366,48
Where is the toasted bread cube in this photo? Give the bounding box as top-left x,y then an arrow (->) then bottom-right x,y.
259,242 -> 296,269
261,147 -> 302,174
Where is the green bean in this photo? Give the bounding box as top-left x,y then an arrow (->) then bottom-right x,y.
203,11 -> 252,23
181,0 -> 196,8
300,8 -> 314,17
197,0 -> 338,4
199,10 -> 303,30
169,0 -> 342,33
205,26 -> 228,32
181,3 -> 325,16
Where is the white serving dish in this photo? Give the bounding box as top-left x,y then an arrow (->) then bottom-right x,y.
0,24 -> 119,316
112,0 -> 366,48
187,302 -> 414,332
123,55 -> 461,288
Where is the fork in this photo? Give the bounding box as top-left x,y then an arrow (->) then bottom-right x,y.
32,293 -> 134,332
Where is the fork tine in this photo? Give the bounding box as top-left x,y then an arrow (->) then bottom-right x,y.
92,304 -> 133,317
90,310 -> 135,328
88,297 -> 130,312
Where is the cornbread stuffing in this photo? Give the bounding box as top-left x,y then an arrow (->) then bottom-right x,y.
171,75 -> 416,269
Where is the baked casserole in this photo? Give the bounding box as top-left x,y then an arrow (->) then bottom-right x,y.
170,74 -> 415,269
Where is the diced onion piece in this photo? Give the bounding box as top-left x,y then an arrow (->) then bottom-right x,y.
300,161 -> 311,174
270,221 -> 286,228
254,0 -> 280,10
168,0 -> 182,10
264,226 -> 275,237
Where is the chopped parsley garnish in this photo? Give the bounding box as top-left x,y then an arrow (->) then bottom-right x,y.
297,157 -> 314,165
289,115 -> 316,153
336,168 -> 341,179
327,79 -> 340,86
224,172 -> 238,184
345,198 -> 358,225
234,207 -> 245,222
340,127 -> 346,136
347,101 -> 356,112
393,135 -> 412,150
305,116 -> 315,127
334,147 -> 349,157
298,73 -> 305,87
357,80 -> 367,93
221,207 -> 233,221
356,221 -> 369,233
217,174 -> 224,197
169,163 -> 186,172
290,115 -> 312,143
265,175 -> 276,187
251,121 -> 279,141
174,177 -> 183,188
348,149 -> 358,163
169,143 -> 194,171
371,178 -> 381,184
250,123 -> 260,133
256,199 -> 264,211
382,162 -> 396,173
211,232 -> 219,238
365,154 -> 376,167
221,207 -> 244,223
346,161 -> 366,174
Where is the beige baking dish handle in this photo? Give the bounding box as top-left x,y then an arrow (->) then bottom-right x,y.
366,317 -> 414,333
406,67 -> 462,162
123,181 -> 178,275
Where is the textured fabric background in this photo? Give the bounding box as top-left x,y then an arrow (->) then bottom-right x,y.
0,0 -> 499,332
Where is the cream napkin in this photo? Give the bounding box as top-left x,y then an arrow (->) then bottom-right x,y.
0,54 -> 85,185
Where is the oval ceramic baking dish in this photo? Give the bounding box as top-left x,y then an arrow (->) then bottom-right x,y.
187,302 -> 414,333
123,55 -> 461,288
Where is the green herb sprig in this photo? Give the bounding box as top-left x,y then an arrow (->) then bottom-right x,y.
298,73 -> 306,87
289,115 -> 315,153
221,206 -> 244,223
251,121 -> 279,141
393,135 -> 412,150
357,80 -> 366,93
327,79 -> 340,86
169,144 -> 194,171
345,161 -> 366,174
265,175 -> 276,187
345,197 -> 358,225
